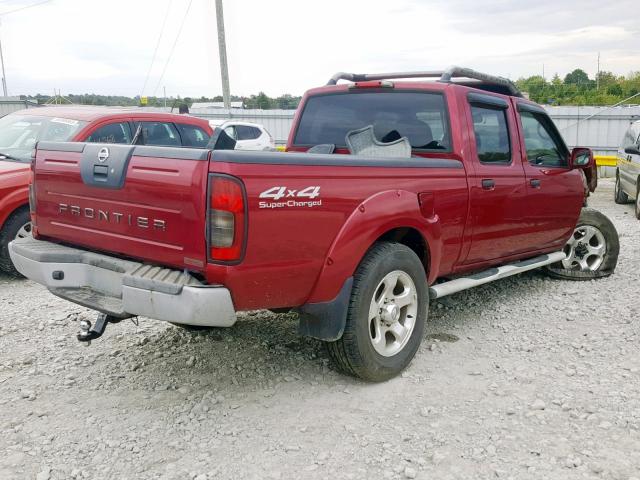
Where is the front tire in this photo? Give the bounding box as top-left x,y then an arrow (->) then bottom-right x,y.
327,242 -> 427,382
635,184 -> 640,220
0,206 -> 31,277
543,208 -> 619,280
614,173 -> 629,204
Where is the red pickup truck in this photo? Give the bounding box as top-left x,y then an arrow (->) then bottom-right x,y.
9,67 -> 619,381
0,107 -> 213,275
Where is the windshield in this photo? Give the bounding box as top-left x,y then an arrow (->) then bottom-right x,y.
0,114 -> 87,162
294,91 -> 451,151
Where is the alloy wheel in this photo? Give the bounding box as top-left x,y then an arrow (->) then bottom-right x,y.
368,270 -> 418,357
15,222 -> 32,240
561,225 -> 607,271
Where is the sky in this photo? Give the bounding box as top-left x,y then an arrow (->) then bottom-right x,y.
0,0 -> 638,98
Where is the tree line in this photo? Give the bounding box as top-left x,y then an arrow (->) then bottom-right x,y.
20,69 -> 640,108
515,69 -> 640,106
21,92 -> 302,110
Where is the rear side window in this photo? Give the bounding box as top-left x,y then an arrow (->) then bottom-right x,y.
520,111 -> 568,167
139,122 -> 181,147
235,125 -> 261,140
85,122 -> 132,144
470,105 -> 511,164
177,124 -> 211,147
294,92 -> 450,151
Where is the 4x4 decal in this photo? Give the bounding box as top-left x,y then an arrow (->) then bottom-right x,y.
258,186 -> 321,209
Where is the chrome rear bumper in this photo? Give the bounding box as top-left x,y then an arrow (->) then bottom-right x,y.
8,237 -> 236,327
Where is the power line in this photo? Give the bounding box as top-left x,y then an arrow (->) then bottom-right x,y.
559,92 -> 640,131
140,0 -> 172,97
152,0 -> 193,97
0,0 -> 53,16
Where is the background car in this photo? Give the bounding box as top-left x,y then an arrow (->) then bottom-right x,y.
0,106 -> 214,276
208,120 -> 275,150
614,119 -> 640,218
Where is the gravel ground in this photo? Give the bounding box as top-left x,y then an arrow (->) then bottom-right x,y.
0,178 -> 639,480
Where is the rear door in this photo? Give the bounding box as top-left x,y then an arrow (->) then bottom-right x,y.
515,102 -> 584,249
462,92 -> 530,264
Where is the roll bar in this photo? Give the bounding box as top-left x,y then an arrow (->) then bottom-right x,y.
326,65 -> 522,97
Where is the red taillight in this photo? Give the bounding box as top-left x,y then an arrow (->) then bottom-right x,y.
208,175 -> 246,262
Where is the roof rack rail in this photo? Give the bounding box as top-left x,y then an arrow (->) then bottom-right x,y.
326,65 -> 522,97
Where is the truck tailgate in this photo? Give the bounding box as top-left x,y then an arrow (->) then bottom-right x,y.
32,142 -> 210,271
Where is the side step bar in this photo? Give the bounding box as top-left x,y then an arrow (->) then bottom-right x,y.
429,251 -> 566,299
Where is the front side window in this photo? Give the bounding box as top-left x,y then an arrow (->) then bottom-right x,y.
294,91 -> 451,151
85,122 -> 132,144
470,105 -> 511,164
520,111 -> 568,167
138,122 -> 181,146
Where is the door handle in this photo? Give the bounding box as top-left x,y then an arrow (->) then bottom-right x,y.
530,179 -> 541,188
481,179 -> 495,190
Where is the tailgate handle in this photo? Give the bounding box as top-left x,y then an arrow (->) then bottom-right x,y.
530,179 -> 541,188
93,164 -> 109,182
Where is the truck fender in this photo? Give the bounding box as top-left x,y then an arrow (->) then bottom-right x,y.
298,189 -> 442,341
0,187 -> 29,230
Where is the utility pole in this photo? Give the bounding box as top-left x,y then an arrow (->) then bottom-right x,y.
215,0 -> 231,109
0,21 -> 8,97
163,86 -> 167,108
542,63 -> 545,81
596,52 -> 600,91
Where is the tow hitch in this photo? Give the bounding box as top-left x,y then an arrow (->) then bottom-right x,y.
77,313 -> 123,344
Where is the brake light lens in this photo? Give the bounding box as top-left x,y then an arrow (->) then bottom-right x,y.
349,80 -> 394,89
28,184 -> 36,214
29,154 -> 36,215
208,175 -> 246,262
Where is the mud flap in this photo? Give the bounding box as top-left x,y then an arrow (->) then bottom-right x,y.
297,277 -> 353,341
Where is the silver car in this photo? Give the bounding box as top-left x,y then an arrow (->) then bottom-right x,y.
615,119 -> 640,218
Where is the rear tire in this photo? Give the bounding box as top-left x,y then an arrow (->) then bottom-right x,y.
614,173 -> 629,204
543,208 -> 619,280
0,206 -> 31,277
635,184 -> 640,220
326,242 -> 427,382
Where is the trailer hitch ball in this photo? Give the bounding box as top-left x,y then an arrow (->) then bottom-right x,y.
79,319 -> 92,336
77,313 -> 121,345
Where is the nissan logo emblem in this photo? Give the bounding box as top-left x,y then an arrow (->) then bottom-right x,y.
97,147 -> 110,163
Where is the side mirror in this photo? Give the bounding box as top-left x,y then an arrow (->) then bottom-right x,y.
570,147 -> 597,193
624,146 -> 640,155
569,147 -> 593,169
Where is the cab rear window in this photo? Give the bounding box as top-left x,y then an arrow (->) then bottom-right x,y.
294,91 -> 450,151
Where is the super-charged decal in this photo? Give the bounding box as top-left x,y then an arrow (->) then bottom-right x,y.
259,186 -> 322,209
